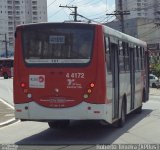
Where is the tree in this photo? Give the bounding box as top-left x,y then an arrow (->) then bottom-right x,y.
150,56 -> 160,78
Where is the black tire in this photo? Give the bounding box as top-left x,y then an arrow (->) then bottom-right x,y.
3,73 -> 8,79
152,83 -> 157,88
135,106 -> 142,114
119,101 -> 126,127
113,101 -> 126,128
48,120 -> 70,129
142,89 -> 146,102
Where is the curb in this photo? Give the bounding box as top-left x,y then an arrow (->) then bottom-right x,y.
0,98 -> 19,128
0,118 -> 19,128
0,98 -> 14,109
149,93 -> 160,96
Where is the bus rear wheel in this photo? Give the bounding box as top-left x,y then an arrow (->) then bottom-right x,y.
152,83 -> 157,88
114,100 -> 126,128
134,106 -> 142,114
3,73 -> 8,79
48,120 -> 70,129
119,101 -> 126,127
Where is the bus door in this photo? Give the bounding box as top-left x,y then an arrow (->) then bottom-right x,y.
129,46 -> 135,110
110,37 -> 119,119
144,50 -> 149,101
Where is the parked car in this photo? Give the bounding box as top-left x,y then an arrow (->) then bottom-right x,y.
0,58 -> 14,79
149,74 -> 159,88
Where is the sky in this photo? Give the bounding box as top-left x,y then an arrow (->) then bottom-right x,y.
47,0 -> 115,23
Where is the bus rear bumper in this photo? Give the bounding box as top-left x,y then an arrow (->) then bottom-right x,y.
14,101 -> 112,123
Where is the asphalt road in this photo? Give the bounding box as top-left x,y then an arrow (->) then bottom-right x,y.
0,77 -> 13,106
0,78 -> 160,150
0,96 -> 159,144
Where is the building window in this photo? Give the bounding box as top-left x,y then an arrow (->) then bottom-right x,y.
137,3 -> 141,6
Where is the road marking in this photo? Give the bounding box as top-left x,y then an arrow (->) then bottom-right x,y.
0,98 -> 14,109
0,118 -> 20,128
5,114 -> 14,117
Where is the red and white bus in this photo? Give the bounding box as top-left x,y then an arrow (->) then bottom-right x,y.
0,57 -> 14,79
14,22 -> 149,128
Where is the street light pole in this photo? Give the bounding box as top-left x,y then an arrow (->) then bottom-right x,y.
4,34 -> 8,58
0,33 -> 8,58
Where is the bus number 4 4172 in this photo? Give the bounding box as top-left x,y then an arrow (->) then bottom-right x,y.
66,73 -> 85,79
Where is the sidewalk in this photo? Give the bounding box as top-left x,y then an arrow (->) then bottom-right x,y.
0,99 -> 17,127
149,88 -> 160,96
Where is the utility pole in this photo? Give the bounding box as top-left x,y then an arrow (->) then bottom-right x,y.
119,0 -> 124,32
0,33 -> 8,58
106,0 -> 130,33
4,34 -> 8,58
59,5 -> 78,22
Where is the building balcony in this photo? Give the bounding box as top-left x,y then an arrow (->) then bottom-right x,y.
8,6 -> 13,10
8,22 -> 13,25
8,27 -> 14,31
32,16 -> 38,19
15,6 -> 20,10
32,1 -> 37,5
15,11 -> 20,15
32,11 -> 38,15
14,1 -> 20,5
15,21 -> 21,25
15,17 -> 20,21
8,12 -> 13,16
9,37 -> 14,42
7,0 -> 12,5
32,6 -> 37,11
8,16 -> 13,20
9,32 -> 14,37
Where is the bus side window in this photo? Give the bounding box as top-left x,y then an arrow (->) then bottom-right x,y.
124,43 -> 129,71
141,48 -> 145,70
140,47 -> 144,70
135,46 -> 139,71
105,36 -> 111,73
138,46 -> 141,70
119,41 -> 125,72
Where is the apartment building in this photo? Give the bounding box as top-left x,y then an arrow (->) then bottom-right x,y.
115,0 -> 160,20
0,0 -> 47,56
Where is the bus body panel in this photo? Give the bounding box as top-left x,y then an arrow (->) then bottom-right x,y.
15,102 -> 113,123
14,22 -> 148,125
14,23 -> 110,122
103,25 -> 148,121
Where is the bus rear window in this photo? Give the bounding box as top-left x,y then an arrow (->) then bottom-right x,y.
22,25 -> 94,65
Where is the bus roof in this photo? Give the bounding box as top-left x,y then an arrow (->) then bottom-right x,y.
16,22 -> 146,47
102,24 -> 147,47
16,22 -> 95,30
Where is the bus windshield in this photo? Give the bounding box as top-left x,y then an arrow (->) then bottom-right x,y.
22,24 -> 94,65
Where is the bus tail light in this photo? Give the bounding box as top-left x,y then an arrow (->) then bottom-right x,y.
20,82 -> 26,88
87,89 -> 92,94
83,82 -> 95,99
90,83 -> 95,88
20,82 -> 32,98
